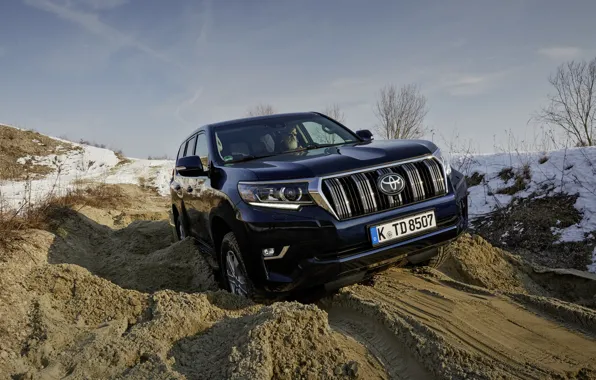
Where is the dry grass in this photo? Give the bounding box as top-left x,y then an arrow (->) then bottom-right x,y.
0,182 -> 129,250
0,126 -> 80,180
466,172 -> 485,187
496,164 -> 532,195
498,167 -> 515,182
115,151 -> 132,166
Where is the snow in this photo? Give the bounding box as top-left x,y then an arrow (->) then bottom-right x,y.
452,146 -> 596,272
0,138 -> 174,210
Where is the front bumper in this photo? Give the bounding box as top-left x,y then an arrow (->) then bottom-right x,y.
235,171 -> 469,294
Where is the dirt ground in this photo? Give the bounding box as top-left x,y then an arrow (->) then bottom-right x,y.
1,184 -> 595,379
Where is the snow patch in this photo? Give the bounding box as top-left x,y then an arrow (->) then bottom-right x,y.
0,140 -> 174,209
454,146 -> 596,272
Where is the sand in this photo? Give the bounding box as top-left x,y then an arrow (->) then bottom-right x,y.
1,185 -> 595,379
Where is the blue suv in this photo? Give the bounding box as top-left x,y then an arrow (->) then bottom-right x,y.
169,112 -> 468,299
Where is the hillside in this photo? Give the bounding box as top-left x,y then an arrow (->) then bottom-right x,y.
454,147 -> 596,273
0,124 -> 174,211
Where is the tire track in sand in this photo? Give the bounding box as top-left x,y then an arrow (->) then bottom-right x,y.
327,306 -> 434,380
331,268 -> 596,379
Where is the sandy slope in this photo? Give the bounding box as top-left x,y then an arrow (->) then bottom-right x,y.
325,269 -> 596,379
1,184 -> 595,379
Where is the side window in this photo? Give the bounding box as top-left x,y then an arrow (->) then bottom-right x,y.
302,121 -> 346,145
196,133 -> 209,167
184,135 -> 197,157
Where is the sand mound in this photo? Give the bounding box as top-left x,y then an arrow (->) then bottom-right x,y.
0,190 -> 384,379
323,268 -> 596,379
441,233 -> 546,294
442,233 -> 596,307
5,259 -> 380,379
46,208 -> 218,294
171,302 -> 384,379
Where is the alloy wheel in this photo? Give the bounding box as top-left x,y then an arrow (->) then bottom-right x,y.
225,250 -> 248,297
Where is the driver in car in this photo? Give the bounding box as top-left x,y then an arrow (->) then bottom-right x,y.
279,124 -> 304,151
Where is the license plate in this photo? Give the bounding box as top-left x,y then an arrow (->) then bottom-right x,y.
370,210 -> 436,246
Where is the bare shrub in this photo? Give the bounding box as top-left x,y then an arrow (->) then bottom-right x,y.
148,154 -> 171,160
321,104 -> 346,124
433,128 -> 480,176
373,84 -> 428,140
535,57 -> 596,147
246,104 -> 276,117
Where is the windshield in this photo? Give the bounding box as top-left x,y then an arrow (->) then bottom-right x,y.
213,114 -> 359,163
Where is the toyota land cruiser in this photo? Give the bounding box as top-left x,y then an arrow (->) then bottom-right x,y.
169,112 -> 468,299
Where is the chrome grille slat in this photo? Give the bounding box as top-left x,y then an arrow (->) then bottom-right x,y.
324,179 -> 348,219
402,163 -> 424,201
360,173 -> 379,212
330,178 -> 352,219
321,157 -> 446,220
423,159 -> 445,195
353,173 -> 376,213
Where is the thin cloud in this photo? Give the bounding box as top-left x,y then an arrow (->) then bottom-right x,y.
68,0 -> 129,11
330,77 -> 369,89
537,46 -> 582,60
438,68 -> 518,96
175,88 -> 204,125
23,0 -> 180,67
195,0 -> 212,49
450,38 -> 467,48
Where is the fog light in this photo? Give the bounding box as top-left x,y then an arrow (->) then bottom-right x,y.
262,248 -> 275,257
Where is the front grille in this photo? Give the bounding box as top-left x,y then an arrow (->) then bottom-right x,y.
321,157 -> 447,220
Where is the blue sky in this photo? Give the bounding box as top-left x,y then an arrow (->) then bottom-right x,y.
1,0 -> 595,158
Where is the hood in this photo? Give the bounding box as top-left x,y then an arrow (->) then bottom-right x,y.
227,139 -> 438,181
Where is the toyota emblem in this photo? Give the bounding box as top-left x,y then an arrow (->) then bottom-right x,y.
377,173 -> 406,196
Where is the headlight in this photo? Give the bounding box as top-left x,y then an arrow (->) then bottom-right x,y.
238,182 -> 314,210
433,148 -> 452,176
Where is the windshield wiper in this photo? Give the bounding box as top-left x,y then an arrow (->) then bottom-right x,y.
228,154 -> 277,164
295,142 -> 348,151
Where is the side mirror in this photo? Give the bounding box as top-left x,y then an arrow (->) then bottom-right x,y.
356,129 -> 373,141
176,155 -> 204,176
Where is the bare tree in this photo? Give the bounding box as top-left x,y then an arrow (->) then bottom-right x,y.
536,57 -> 596,146
246,103 -> 277,117
373,84 -> 428,140
322,103 -> 346,124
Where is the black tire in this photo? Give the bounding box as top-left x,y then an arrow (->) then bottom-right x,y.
425,244 -> 452,268
220,231 -> 258,300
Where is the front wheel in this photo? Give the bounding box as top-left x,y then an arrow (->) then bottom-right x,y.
221,232 -> 256,299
